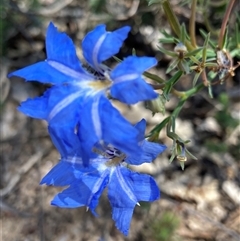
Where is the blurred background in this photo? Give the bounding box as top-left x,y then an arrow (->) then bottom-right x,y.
1,0 -> 240,240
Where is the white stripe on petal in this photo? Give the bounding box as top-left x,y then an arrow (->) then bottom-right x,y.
92,33 -> 107,70
115,166 -> 138,204
87,169 -> 109,207
47,60 -> 92,80
48,90 -> 83,121
113,73 -> 139,84
64,155 -> 83,165
91,95 -> 102,139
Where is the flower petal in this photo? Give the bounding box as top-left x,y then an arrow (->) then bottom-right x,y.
51,168 -> 109,215
108,167 -> 137,235
46,22 -> 87,75
18,85 -> 85,126
134,118 -> 146,142
110,56 -> 158,104
48,124 -> 82,158
139,140 -> 167,163
8,23 -> 92,84
40,160 -> 81,186
51,181 -> 89,208
8,62 -> 80,84
78,95 -> 142,163
120,168 -> 160,202
82,24 -> 130,70
108,167 -> 160,235
124,119 -> 167,165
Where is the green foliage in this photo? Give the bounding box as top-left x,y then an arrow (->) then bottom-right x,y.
147,0 -> 166,6
89,0 -> 106,13
205,139 -> 228,153
144,0 -> 239,164
215,93 -> 239,130
150,211 -> 180,241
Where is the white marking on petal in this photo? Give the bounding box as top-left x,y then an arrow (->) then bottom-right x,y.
48,90 -> 83,121
86,169 -> 109,207
91,95 -> 102,139
112,73 -> 139,84
64,155 -> 83,165
92,33 -> 107,70
115,166 -> 138,204
47,60 -> 92,80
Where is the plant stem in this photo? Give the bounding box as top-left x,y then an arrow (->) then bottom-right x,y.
218,0 -> 236,49
189,0 -> 197,48
162,0 -> 195,51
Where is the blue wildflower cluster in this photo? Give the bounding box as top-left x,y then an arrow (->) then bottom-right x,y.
8,23 -> 166,235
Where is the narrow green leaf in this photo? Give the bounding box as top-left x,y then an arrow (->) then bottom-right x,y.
222,26 -> 229,49
159,38 -> 177,44
132,48 -> 136,56
208,84 -> 213,98
171,115 -> 176,132
158,46 -> 178,57
143,71 -> 166,84
202,32 -> 210,63
179,60 -> 190,74
184,47 -> 203,58
180,161 -> 185,170
113,56 -> 122,63
180,23 -> 186,43
149,116 -> 171,136
166,58 -> 179,74
147,0 -> 163,6
185,148 -> 198,160
199,29 -> 216,49
169,152 -> 176,163
192,72 -> 201,86
189,55 -> 201,64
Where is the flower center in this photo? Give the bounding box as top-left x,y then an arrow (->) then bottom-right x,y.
92,145 -> 126,167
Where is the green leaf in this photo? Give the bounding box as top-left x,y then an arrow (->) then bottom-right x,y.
179,161 -> 185,170
169,152 -> 176,163
199,29 -> 216,49
132,48 -> 136,56
158,46 -> 178,57
202,32 -> 211,63
208,84 -> 213,98
185,148 -> 197,160
143,71 -> 166,84
149,116 -> 170,136
222,26 -> 229,49
163,70 -> 183,97
180,23 -> 186,43
192,72 -> 201,86
147,0 -> 164,6
113,56 -> 122,63
179,60 -> 190,74
184,47 -> 203,58
159,38 -> 177,44
166,58 -> 179,74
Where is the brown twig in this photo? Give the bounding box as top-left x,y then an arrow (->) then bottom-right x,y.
218,0 -> 236,49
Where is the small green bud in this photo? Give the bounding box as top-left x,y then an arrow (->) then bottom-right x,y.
145,95 -> 166,115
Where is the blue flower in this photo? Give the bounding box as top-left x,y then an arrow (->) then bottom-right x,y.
8,22 -> 158,105
41,119 -> 166,235
8,22 -> 160,166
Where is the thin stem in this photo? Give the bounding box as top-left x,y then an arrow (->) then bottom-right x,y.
189,0 -> 197,48
162,0 -> 181,38
184,82 -> 204,98
162,0 -> 195,51
171,88 -> 185,98
218,0 -> 236,49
